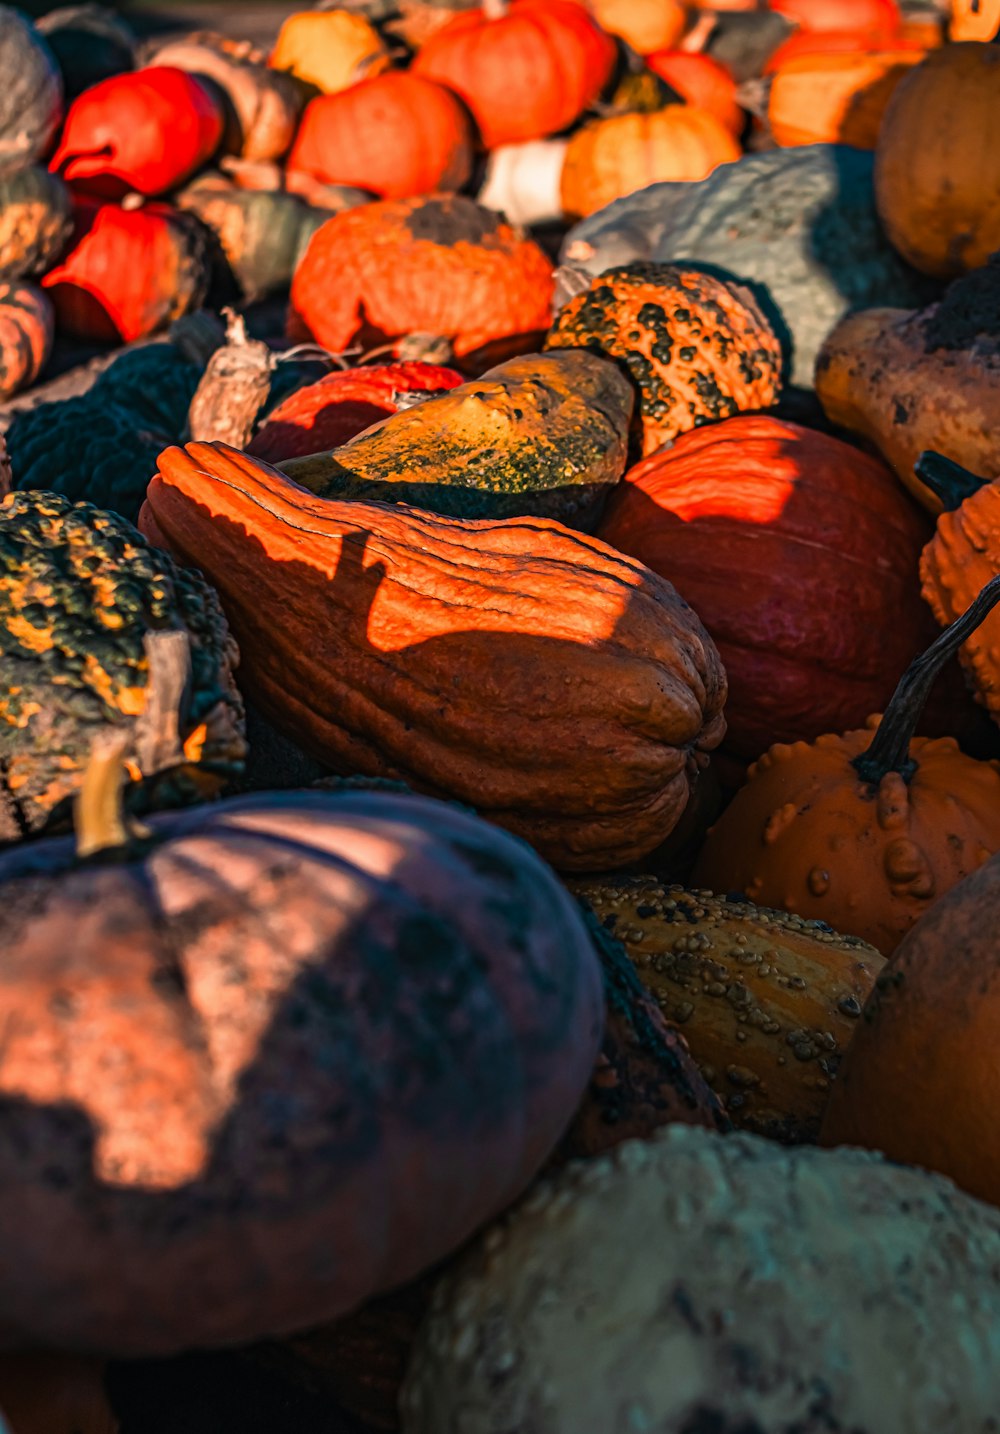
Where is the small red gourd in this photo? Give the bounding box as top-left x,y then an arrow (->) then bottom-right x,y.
644,50 -> 743,136
693,578 -> 1000,956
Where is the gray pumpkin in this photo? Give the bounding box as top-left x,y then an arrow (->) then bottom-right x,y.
0,7 -> 63,177
559,145 -> 940,387
0,166 -> 71,282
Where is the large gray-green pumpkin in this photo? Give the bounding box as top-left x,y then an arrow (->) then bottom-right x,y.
0,166 -> 72,283
559,146 -> 939,387
0,7 -> 63,176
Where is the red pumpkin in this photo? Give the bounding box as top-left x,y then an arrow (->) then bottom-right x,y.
763,26 -> 924,70
41,198 -> 212,342
49,67 -> 225,198
287,72 -> 474,201
644,50 -> 744,137
411,0 -> 617,148
596,415 -> 933,761
248,361 -> 465,464
770,0 -> 901,37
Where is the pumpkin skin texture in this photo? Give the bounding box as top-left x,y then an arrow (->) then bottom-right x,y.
0,166 -> 72,283
821,851 -> 1000,1206
0,490 -> 246,840
269,9 -> 389,94
950,0 -> 1000,39
0,8 -> 63,177
644,50 -> 743,137
766,48 -> 925,150
140,441 -> 727,872
49,67 -> 224,198
411,0 -> 616,149
597,416 -> 932,760
545,263 -> 782,459
0,284 -> 53,401
815,258 -> 1000,514
277,351 -> 634,526
559,145 -> 938,387
875,43 -> 1000,279
248,361 -> 465,464
40,200 -> 213,343
571,877 -> 884,1144
560,107 -> 741,222
401,1126 -> 1000,1434
0,783 -> 603,1353
288,73 -> 474,202
288,196 -> 554,368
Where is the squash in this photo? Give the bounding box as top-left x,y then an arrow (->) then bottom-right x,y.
0,490 -> 246,839
49,66 -> 224,199
815,255 -> 1000,514
950,0 -> 1000,39
560,106 -> 741,221
597,415 -> 933,760
875,43 -> 1000,279
143,31 -> 302,162
40,198 -> 214,343
770,0 -> 901,36
288,195 -> 554,371
765,47 -> 926,149
269,8 -> 390,93
545,262 -> 781,459
585,0 -> 687,54
140,440 -> 727,872
0,283 -> 53,400
0,166 -> 72,284
276,350 -> 633,526
0,1355 -> 116,1434
411,0 -> 617,148
763,24 -> 923,69
0,736 -> 603,1353
0,7 -> 62,177
559,145 -> 938,387
248,361 -> 465,464
571,876 -> 884,1143
402,1125 -> 1000,1433
34,4 -> 135,101
693,578 -> 1000,955
644,49 -> 743,136
477,138 -> 568,227
821,848 -> 1000,1206
287,73 -> 474,201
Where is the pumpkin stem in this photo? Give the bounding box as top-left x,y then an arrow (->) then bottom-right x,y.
134,630 -> 192,775
74,730 -> 133,859
852,575 -> 1000,786
914,451 -> 990,512
186,306 -> 276,447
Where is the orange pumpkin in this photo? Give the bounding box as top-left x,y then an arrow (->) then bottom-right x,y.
770,0 -> 901,37
411,0 -> 617,148
645,49 -> 744,136
269,9 -> 390,93
766,47 -> 925,148
585,0 -> 687,54
560,105 -> 741,221
950,0 -> 1000,39
692,578 -> 1000,956
287,73 -> 473,200
0,283 -> 52,400
763,26 -> 922,70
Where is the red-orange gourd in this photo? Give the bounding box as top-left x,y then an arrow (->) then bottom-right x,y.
770,0 -> 901,38
597,415 -> 933,761
763,26 -> 925,70
411,0 -> 616,148
692,578 -> 1000,956
287,73 -> 474,201
644,50 -> 743,136
49,67 -> 225,198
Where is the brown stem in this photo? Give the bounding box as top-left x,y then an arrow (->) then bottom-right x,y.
852,575 -> 1000,786
74,730 -> 132,859
914,451 -> 990,513
186,307 -> 276,447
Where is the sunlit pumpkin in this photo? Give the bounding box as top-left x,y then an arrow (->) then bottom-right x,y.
949,0 -> 1000,40
766,47 -> 926,149
763,26 -> 924,68
585,0 -> 687,54
269,8 -> 389,93
645,49 -> 744,136
770,0 -> 901,38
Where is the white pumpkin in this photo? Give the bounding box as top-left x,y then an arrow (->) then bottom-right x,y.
478,138 -> 569,226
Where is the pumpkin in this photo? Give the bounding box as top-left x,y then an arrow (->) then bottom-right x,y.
560,105 -> 741,221
0,165 -> 72,284
269,8 -> 389,93
950,0 -> 1000,39
571,876 -> 884,1144
815,255 -> 1000,514
763,24 -> 925,69
770,0 -> 901,37
411,0 -> 616,148
477,138 -> 568,227
765,47 -> 926,149
143,31 -> 302,162
139,440 -> 726,872
921,461 -> 1000,727
402,1126 -> 1000,1433
287,73 -> 474,201
50,67 -> 224,198
248,361 -> 465,464
0,1355 -> 117,1434
585,0 -> 687,54
41,198 -> 214,343
693,578 -> 1000,955
559,145 -> 938,387
644,49 -> 743,136
875,43 -> 1000,279
545,262 -> 782,459
0,734 -> 603,1352
288,195 -> 554,371
597,416 -> 933,760
275,350 -> 634,526
34,5 -> 135,101
0,283 -> 53,400
821,849 -> 1000,1206
0,7 -> 62,177
0,490 -> 246,839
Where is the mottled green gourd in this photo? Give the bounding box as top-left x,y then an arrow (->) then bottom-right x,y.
0,490 -> 246,839
278,350 -> 634,530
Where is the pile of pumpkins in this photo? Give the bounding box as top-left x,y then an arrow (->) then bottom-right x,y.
2,0 -> 1000,1431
